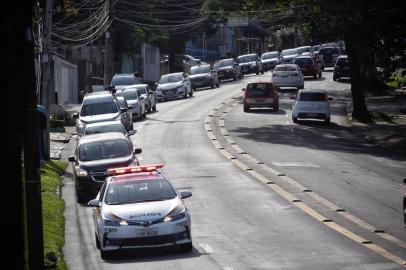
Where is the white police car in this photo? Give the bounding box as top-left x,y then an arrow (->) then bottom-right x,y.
87,164 -> 192,259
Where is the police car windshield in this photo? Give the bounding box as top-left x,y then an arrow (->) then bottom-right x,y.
105,178 -> 177,205
79,139 -> 131,161
85,124 -> 126,135
80,101 -> 118,116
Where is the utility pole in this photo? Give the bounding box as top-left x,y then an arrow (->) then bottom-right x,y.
41,0 -> 53,160
103,0 -> 113,87
103,30 -> 112,87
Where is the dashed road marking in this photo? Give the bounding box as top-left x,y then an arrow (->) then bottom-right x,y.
271,162 -> 320,167
199,243 -> 214,254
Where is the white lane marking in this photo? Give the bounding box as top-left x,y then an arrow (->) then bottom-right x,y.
271,162 -> 320,167
223,267 -> 235,270
286,121 -> 290,125
199,243 -> 214,254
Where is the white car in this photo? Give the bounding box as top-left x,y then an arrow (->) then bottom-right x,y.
272,64 -> 304,89
88,164 -> 193,259
115,88 -> 146,120
281,48 -> 299,64
156,72 -> 193,101
291,89 -> 332,124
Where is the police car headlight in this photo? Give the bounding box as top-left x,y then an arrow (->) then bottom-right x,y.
103,218 -> 129,226
164,205 -> 186,222
75,166 -> 88,177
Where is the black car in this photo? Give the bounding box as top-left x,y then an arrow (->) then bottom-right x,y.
237,53 -> 264,75
213,58 -> 242,81
189,64 -> 220,90
333,55 -> 350,81
68,132 -> 142,203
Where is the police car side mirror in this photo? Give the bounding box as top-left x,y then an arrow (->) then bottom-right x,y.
68,156 -> 75,162
180,191 -> 192,199
120,108 -> 128,113
128,105 -> 133,109
128,130 -> 136,136
87,199 -> 100,207
328,97 -> 333,100
289,95 -> 296,100
241,88 -> 246,91
134,147 -> 142,154
72,112 -> 79,119
403,178 -> 406,184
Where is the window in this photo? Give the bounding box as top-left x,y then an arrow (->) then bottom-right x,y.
190,66 -> 211,74
80,101 -> 118,116
238,55 -> 257,63
247,83 -> 272,97
295,58 -> 314,65
105,178 -> 176,205
159,74 -> 183,84
79,139 -> 131,161
299,93 -> 327,102
85,123 -> 126,135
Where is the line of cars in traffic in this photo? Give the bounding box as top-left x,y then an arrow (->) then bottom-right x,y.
70,77 -> 193,258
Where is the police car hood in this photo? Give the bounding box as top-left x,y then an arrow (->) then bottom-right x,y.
240,61 -> 256,66
158,82 -> 181,90
80,113 -> 120,124
104,197 -> 180,221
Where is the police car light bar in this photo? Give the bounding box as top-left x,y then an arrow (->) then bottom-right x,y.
107,164 -> 165,175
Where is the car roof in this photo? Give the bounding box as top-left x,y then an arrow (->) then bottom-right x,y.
85,120 -> 123,128
296,55 -> 312,59
262,51 -> 279,54
247,80 -> 273,84
82,92 -> 115,104
217,58 -> 233,61
238,53 -> 257,57
161,72 -> 183,77
275,64 -> 298,68
78,132 -> 127,144
191,64 -> 210,68
298,89 -> 327,94
113,73 -> 134,77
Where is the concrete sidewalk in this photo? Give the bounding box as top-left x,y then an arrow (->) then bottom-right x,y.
346,91 -> 406,156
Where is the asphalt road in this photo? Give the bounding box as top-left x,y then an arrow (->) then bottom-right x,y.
63,70 -> 406,269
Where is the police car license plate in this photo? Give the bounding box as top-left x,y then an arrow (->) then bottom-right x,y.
306,113 -> 318,117
255,99 -> 265,102
135,228 -> 158,237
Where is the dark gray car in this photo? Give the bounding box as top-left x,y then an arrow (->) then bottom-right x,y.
189,64 -> 220,90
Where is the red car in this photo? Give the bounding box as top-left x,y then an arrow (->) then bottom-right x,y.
242,81 -> 279,112
294,56 -> 322,78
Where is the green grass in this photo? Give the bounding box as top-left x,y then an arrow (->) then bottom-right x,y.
386,75 -> 406,89
41,160 -> 68,270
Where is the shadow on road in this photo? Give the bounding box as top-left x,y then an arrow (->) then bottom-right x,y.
245,108 -> 287,115
103,246 -> 202,263
228,123 -> 406,161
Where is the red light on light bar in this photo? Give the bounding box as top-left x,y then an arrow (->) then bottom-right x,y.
107,164 -> 164,175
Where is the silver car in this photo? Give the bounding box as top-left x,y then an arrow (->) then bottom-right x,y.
156,72 -> 193,101
88,164 -> 193,259
116,88 -> 146,120
272,64 -> 304,89
291,89 -> 332,125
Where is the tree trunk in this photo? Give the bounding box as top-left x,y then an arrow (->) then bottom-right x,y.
345,37 -> 372,122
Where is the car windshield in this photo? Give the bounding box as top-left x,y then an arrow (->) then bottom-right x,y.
159,74 -> 183,84
117,90 -> 137,100
111,76 -> 141,86
213,59 -> 234,68
319,47 -> 339,54
85,124 -> 126,135
116,98 -> 127,109
282,49 -> 298,56
295,58 -> 314,65
247,83 -> 272,97
299,92 -> 327,102
275,66 -> 297,72
134,87 -> 147,95
79,139 -> 131,161
190,66 -> 211,75
80,101 -> 118,116
261,52 -> 279,60
336,58 -> 349,66
238,55 -> 257,63
105,178 -> 177,205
